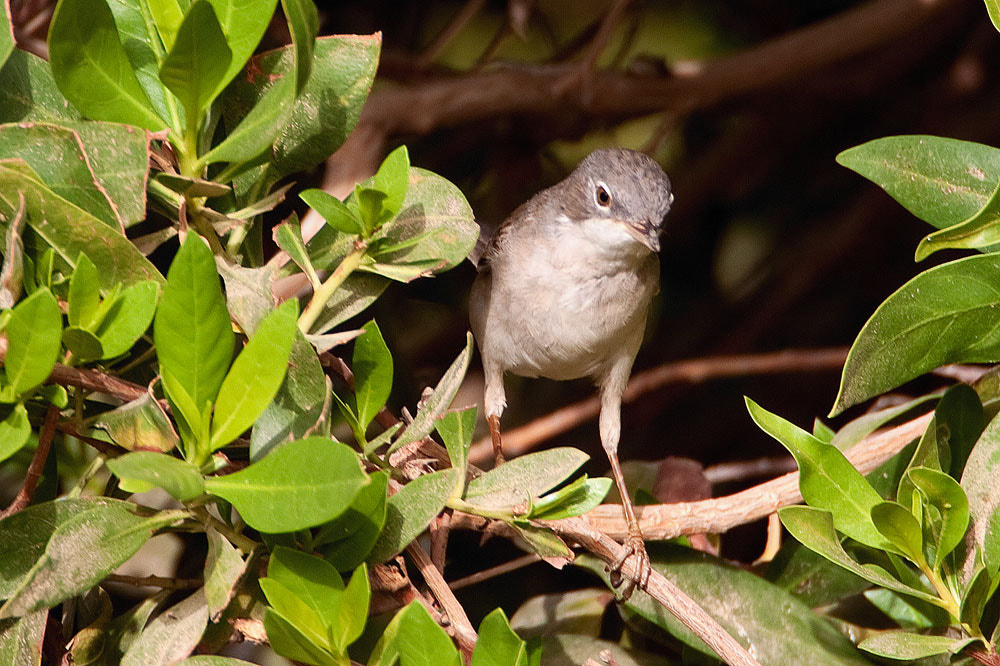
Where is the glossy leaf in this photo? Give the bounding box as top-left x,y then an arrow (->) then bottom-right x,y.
778,505 -> 940,605
0,50 -> 80,124
864,587 -> 949,629
48,0 -> 165,130
300,188 -> 363,236
510,589 -> 612,639
870,502 -> 924,563
577,545 -> 873,665
353,320 -> 393,432
837,136 -> 1000,228
0,4 -> 12,70
368,469 -> 458,562
0,610 -> 45,666
147,0 -> 184,50
158,1 -> 232,122
0,500 -> 183,618
907,466 -> 970,567
527,476 -> 612,521
916,178 -> 1000,259
961,409 -> 1000,581
106,452 -> 205,501
67,254 -> 100,327
210,299 -> 297,451
0,404 -> 30,464
279,0 -> 318,92
765,540 -> 871,608
263,607 -> 331,665
858,631 -> 975,659
472,608 -> 529,666
120,589 -> 209,666
154,235 -> 235,419
274,213 -> 320,287
435,407 -> 476,493
317,470 -> 389,571
988,0 -> 1000,31
202,74 -> 294,168
395,601 -> 462,666
465,448 -> 589,509
62,327 -> 103,362
96,281 -> 160,359
829,392 -> 938,452
391,333 -> 473,453
0,159 -> 163,287
833,255 -> 1000,415
204,437 -> 368,533
4,288 -> 61,397
372,146 -> 411,223
205,0 -> 279,99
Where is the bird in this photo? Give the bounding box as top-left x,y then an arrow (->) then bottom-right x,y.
469,148 -> 673,597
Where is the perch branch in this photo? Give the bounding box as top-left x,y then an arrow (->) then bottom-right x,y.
406,541 -> 478,659
0,403 -> 59,519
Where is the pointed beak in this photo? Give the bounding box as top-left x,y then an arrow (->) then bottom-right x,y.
621,219 -> 660,253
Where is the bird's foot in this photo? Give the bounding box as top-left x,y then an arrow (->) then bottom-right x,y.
606,533 -> 650,601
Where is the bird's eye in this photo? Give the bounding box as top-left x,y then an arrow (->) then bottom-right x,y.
595,184 -> 612,207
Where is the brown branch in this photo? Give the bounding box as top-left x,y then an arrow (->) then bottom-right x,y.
448,553 -> 541,591
406,541 -> 478,659
0,403 -> 59,519
47,363 -> 147,402
540,516 -> 761,666
585,411 -> 932,539
103,573 -> 203,590
469,347 -> 848,465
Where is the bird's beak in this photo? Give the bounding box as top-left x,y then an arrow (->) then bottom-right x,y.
621,219 -> 660,253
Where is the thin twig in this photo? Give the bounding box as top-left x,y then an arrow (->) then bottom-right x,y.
1,404 -> 60,519
416,0 -> 486,69
704,455 -> 797,485
539,515 -> 761,666
448,553 -> 541,591
469,347 -> 847,465
103,573 -> 202,589
406,541 -> 478,659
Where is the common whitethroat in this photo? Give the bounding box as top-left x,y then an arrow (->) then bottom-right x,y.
469,148 -> 673,598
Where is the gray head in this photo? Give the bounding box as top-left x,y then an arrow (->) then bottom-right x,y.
559,148 -> 673,252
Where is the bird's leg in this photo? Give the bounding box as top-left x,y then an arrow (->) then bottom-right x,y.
599,384 -> 650,600
487,413 -> 505,466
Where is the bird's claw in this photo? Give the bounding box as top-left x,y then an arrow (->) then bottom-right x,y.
606,534 -> 650,600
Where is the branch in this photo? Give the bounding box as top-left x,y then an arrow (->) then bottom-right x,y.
406,542 -> 478,660
540,516 -> 761,666
469,347 -> 847,465
0,404 -> 59,519
585,411 -> 932,539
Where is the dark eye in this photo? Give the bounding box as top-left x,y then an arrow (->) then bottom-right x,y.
595,184 -> 611,207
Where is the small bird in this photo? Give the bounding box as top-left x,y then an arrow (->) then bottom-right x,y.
470,148 -> 673,597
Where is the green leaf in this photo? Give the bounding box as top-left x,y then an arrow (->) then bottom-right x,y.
158,1 -> 232,123
92,391 -> 179,453
465,448 -> 589,510
0,4 -> 13,71
355,186 -> 387,234
147,0 -> 185,50
0,159 -> 164,287
864,587 -> 949,628
395,601 -> 463,666
833,255 -> 1000,412
837,136 -> 1000,228
916,179 -> 1000,260
961,409 -> 1000,582
120,589 -> 209,666
0,404 -> 30,464
353,320 -> 392,432
62,326 -> 104,363
4,288 -> 61,397
0,123 -> 121,228
907,467 -> 970,567
106,452 -> 205,501
765,540 -> 871,608
870,502 -> 924,563
263,607 -> 331,665
0,50 -> 81,124
250,332 -> 329,461
210,300 -> 297,451
960,564 -> 993,627
372,146 -> 411,223
204,527 -> 246,620
48,0 -> 165,130
317,470 -> 389,571
527,476 -> 612,521
858,631 -> 976,659
511,523 -> 572,559
510,590 -> 611,639
368,469 -> 458,562
0,500 -> 183,618
986,0 -> 1000,31
204,437 -> 368,533
829,392 -> 939,452
221,34 -> 380,178
96,281 -> 160,359
200,73 -> 294,168
67,254 -> 100,328
472,608 -> 529,666
300,189 -> 364,236
263,546 -> 342,636
180,658 -> 257,666
274,214 -> 320,287
577,545 -> 873,665
778,505 -> 941,605
204,0 -> 279,99
154,235 -> 235,419
435,407 -> 476,494
390,333 -> 473,453
279,0 -> 318,92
